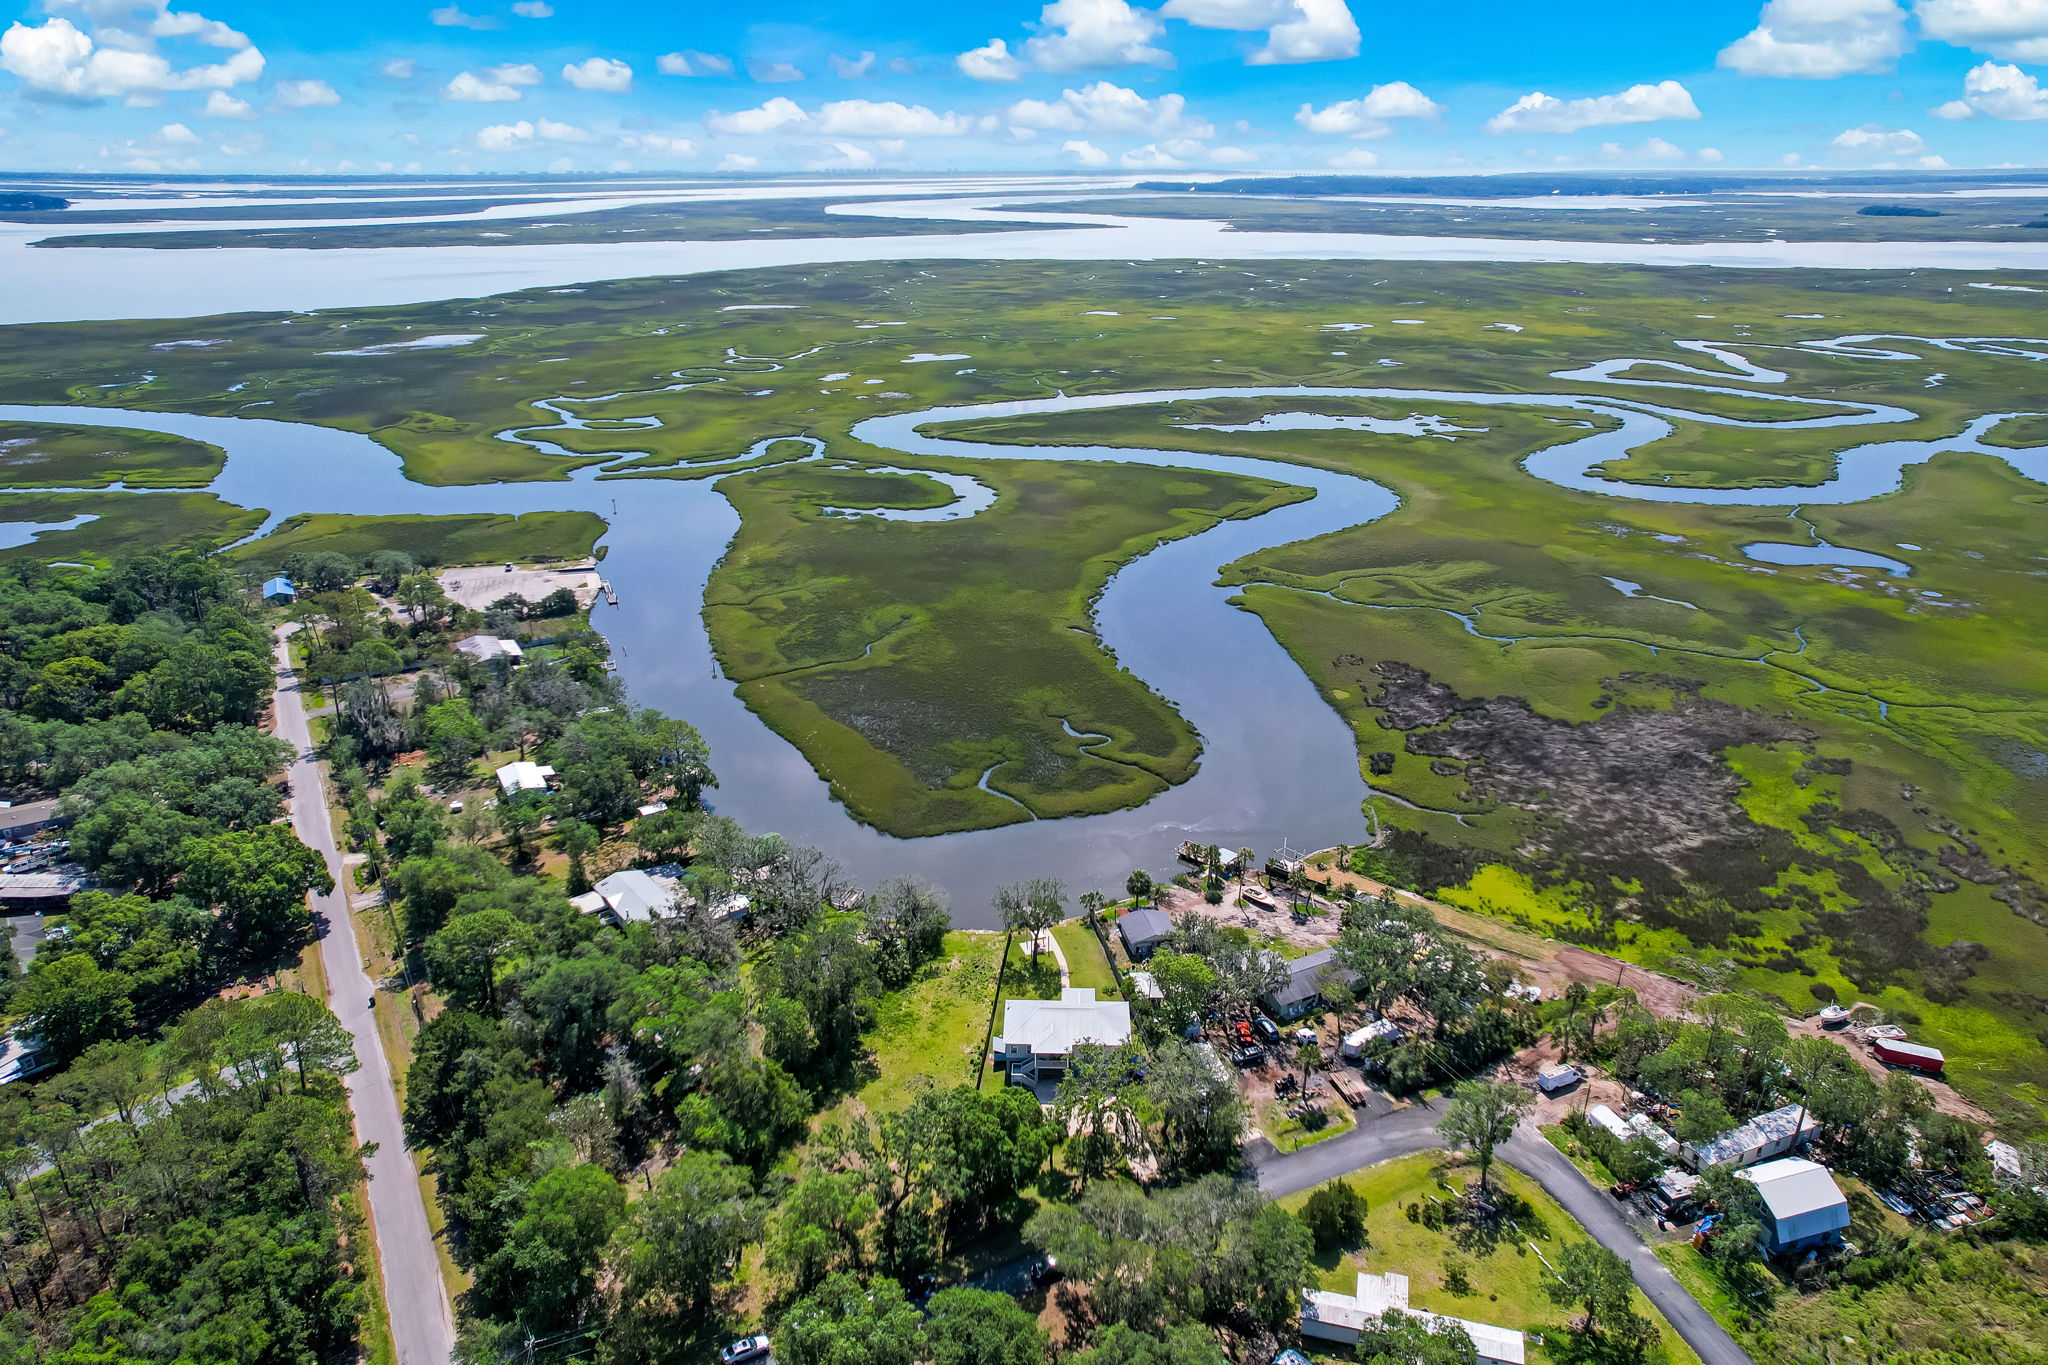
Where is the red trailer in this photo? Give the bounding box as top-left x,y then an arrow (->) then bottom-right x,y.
1873,1037 -> 1946,1074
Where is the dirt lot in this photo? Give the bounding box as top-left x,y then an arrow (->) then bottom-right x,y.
437,560 -> 602,612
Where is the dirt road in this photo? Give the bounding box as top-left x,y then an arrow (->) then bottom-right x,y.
273,627 -> 455,1365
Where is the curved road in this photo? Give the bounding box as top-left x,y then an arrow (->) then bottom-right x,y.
273,627 -> 456,1365
1255,1109 -> 1754,1365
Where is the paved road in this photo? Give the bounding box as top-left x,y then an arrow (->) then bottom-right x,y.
273,628 -> 455,1365
1499,1131 -> 1753,1365
1255,1109 -> 1754,1365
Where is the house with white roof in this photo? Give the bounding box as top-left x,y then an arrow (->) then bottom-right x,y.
1299,1269 -> 1525,1365
992,988 -> 1131,1084
1740,1157 -> 1849,1255
457,635 -> 524,664
495,761 -> 555,798
570,869 -> 678,926
1686,1103 -> 1819,1172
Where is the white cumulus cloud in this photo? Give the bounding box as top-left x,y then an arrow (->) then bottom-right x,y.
1121,142 -> 1187,168
512,0 -> 553,14
1,12 -> 263,102
202,88 -> 251,117
443,64 -> 539,101
658,50 -> 733,77
717,152 -> 759,170
1295,80 -> 1443,136
1163,0 -> 1360,63
962,0 -> 1173,81
1831,121 -> 1927,154
1062,138 -> 1110,164
1327,146 -> 1379,167
272,78 -> 338,108
1485,80 -> 1700,134
1006,81 -> 1213,137
428,5 -> 498,30
1917,0 -> 2048,61
617,131 -> 697,155
561,56 -> 631,92
380,58 -> 416,80
808,141 -> 876,170
1600,136 -> 1688,161
1933,58 -> 2048,117
158,120 -> 198,143
476,117 -> 593,151
957,37 -> 1024,81
815,99 -> 973,136
749,60 -> 804,83
1718,0 -> 1909,77
703,95 -> 809,135
829,51 -> 876,78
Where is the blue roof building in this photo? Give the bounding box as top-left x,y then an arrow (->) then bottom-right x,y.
262,576 -> 297,604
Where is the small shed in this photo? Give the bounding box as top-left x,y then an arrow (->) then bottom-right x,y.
262,576 -> 297,605
1116,907 -> 1174,960
1873,1038 -> 1945,1074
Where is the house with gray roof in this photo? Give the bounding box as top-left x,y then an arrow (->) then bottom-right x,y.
1686,1103 -> 1819,1172
1260,947 -> 1358,1021
1116,907 -> 1174,960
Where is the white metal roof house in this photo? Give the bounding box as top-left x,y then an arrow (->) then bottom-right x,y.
1740,1157 -> 1850,1255
495,761 -> 556,797
457,635 -> 524,664
1116,907 -> 1174,960
569,869 -> 678,926
992,988 -> 1132,1084
1261,948 -> 1359,1021
1686,1103 -> 1820,1171
1299,1270 -> 1525,1365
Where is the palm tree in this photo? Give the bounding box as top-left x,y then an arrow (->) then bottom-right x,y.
1126,869 -> 1152,905
1295,1039 -> 1321,1095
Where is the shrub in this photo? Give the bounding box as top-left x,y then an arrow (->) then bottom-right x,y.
1299,1181 -> 1369,1254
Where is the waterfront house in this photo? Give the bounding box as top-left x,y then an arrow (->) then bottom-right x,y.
992,988 -> 1132,1085
1260,948 -> 1358,1021
1117,907 -> 1174,960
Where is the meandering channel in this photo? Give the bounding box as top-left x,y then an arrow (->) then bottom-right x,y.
2,330 -> 2043,920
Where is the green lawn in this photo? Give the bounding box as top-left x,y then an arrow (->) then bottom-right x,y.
1258,1096 -> 1356,1153
1280,1152 -> 1705,1365
1051,920 -> 1120,997
818,930 -> 1006,1125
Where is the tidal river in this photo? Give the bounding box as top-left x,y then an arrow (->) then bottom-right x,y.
3,323 -> 2042,921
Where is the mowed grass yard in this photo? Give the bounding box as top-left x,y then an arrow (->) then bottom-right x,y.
1279,1153 -> 1704,1365
816,929 -> 1006,1126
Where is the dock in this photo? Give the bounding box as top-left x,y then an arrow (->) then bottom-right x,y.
600,580 -> 618,606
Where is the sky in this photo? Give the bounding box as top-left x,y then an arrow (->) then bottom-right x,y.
1,0 -> 2046,176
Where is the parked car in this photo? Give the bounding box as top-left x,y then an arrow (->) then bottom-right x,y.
1252,1014 -> 1280,1043
1233,1043 -> 1266,1067
1029,1255 -> 1061,1286
720,1335 -> 772,1364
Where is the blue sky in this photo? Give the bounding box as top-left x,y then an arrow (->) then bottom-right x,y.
1,0 -> 2046,175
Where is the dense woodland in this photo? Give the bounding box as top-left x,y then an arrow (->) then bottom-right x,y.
0,555 -> 366,1364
